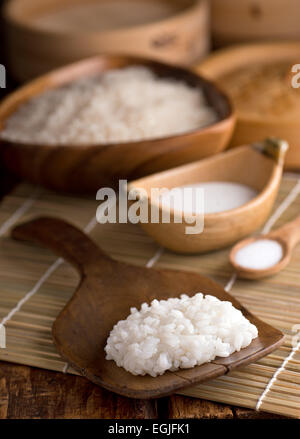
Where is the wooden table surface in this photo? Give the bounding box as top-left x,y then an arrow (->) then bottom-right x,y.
0,30 -> 285,420
0,362 -> 282,419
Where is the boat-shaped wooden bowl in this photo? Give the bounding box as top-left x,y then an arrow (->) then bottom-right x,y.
12,217 -> 284,399
128,138 -> 288,254
4,0 -> 210,82
0,55 -> 235,193
196,42 -> 300,170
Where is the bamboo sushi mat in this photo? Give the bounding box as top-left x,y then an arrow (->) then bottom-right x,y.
0,176 -> 300,418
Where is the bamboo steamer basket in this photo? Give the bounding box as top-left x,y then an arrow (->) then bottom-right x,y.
3,0 -> 210,82
211,0 -> 300,47
196,42 -> 300,170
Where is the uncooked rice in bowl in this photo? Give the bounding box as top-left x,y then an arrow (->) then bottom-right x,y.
1,66 -> 217,145
105,293 -> 258,377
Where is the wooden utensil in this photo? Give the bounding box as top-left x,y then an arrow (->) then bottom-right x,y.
128,138 -> 287,254
230,214 -> 300,280
12,217 -> 284,399
196,42 -> 300,170
4,0 -> 209,82
0,55 -> 235,194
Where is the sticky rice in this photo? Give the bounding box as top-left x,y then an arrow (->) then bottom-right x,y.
105,293 -> 258,377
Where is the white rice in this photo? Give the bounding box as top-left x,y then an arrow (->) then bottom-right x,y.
1,66 -> 217,145
105,293 -> 258,377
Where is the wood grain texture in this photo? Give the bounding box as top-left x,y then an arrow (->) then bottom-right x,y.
0,361 -> 157,419
0,361 -> 286,419
163,395 -> 234,419
166,395 -> 285,419
232,406 -> 284,420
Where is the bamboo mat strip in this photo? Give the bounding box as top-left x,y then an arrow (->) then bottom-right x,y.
0,179 -> 299,417
224,177 -> 300,412
0,187 -> 40,237
261,179 -> 300,234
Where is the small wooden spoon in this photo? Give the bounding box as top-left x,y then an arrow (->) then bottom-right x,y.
12,217 -> 284,399
230,215 -> 300,280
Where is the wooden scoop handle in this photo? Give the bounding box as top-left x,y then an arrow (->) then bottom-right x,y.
12,217 -> 112,275
270,214 -> 300,249
253,138 -> 289,165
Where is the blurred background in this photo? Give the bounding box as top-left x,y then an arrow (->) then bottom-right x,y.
1,0 -> 299,86
1,1 -> 300,75
1,1 -> 300,172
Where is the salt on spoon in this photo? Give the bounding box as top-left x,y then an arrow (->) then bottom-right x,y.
234,239 -> 283,270
230,214 -> 300,280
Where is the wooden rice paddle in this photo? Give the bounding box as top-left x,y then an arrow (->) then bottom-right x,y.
12,217 -> 284,399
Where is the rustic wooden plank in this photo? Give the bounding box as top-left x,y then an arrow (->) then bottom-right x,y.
165,395 -> 288,419
1,361 -> 284,419
163,395 -> 234,419
232,407 -> 288,419
0,361 -> 158,419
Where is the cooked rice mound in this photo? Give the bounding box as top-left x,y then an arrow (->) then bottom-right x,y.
105,293 -> 258,377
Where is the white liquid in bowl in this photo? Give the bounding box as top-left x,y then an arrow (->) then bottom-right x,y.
160,182 -> 258,215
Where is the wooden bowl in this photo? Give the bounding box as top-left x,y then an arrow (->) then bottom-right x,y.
0,55 -> 235,193
196,42 -> 300,170
4,0 -> 210,82
128,139 -> 287,254
211,0 -> 300,47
